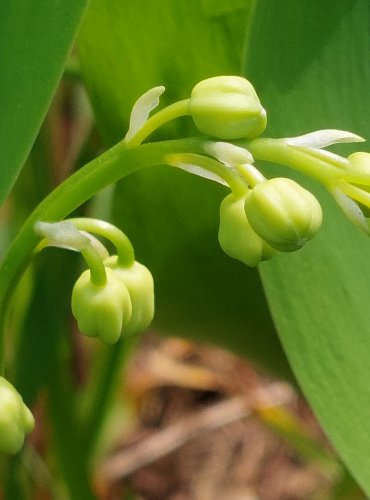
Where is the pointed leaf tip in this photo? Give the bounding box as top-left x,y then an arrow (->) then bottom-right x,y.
285,130 -> 365,149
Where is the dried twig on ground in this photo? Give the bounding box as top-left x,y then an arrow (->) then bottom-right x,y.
101,397 -> 250,483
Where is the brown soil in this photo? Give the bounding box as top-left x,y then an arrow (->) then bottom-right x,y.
96,333 -> 356,500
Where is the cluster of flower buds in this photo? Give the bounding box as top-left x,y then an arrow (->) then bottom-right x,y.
218,178 -> 323,266
183,76 -> 367,266
125,76 -> 369,267
72,250 -> 154,343
0,377 -> 34,454
72,255 -> 155,343
36,219 -> 155,344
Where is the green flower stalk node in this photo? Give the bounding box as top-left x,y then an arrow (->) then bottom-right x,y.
0,377 -> 34,454
244,178 -> 323,252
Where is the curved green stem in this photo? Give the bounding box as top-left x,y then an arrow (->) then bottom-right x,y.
80,243 -> 107,286
67,218 -> 135,267
296,145 -> 349,170
245,138 -> 344,185
236,163 -> 267,187
338,182 -> 370,209
0,137 -> 206,370
0,134 -> 352,372
125,99 -> 191,148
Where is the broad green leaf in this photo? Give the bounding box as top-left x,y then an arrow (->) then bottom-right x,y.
244,0 -> 370,492
78,0 -> 292,378
0,0 -> 89,206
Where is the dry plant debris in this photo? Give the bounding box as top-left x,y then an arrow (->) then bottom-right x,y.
96,333 -> 341,500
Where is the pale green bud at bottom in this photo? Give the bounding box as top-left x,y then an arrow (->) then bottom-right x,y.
0,377 -> 34,454
71,268 -> 132,344
218,193 -> 275,267
104,256 -> 155,335
244,178 -> 322,252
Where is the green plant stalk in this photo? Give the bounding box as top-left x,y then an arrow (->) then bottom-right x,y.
125,99 -> 190,148
48,364 -> 96,499
80,242 -> 107,286
338,182 -> 370,208
245,138 -> 344,186
80,335 -> 138,459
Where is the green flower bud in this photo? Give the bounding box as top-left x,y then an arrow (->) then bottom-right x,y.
348,152 -> 370,175
104,256 -> 155,334
189,76 -> 267,140
71,267 -> 132,344
244,178 -> 322,252
218,193 -> 275,267
0,377 -> 34,454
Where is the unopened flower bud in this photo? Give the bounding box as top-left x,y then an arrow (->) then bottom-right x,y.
189,76 -> 267,140
218,193 -> 275,267
244,178 -> 322,252
71,268 -> 132,344
0,377 -> 34,454
348,152 -> 370,175
104,256 -> 155,334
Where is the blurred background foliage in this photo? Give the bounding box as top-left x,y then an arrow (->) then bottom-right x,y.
0,0 -> 369,497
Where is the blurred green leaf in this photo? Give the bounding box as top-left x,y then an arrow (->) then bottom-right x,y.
0,0 -> 89,206
244,0 -> 370,493
78,0 -> 292,378
78,0 -> 252,143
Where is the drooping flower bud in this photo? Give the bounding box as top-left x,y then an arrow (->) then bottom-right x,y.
104,256 -> 155,335
218,193 -> 275,267
244,178 -> 322,252
71,267 -> 132,344
0,377 -> 34,454
189,76 -> 267,140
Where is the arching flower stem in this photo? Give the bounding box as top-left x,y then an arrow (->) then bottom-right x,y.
66,218 -> 136,268
0,138 -> 205,370
124,99 -> 190,148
